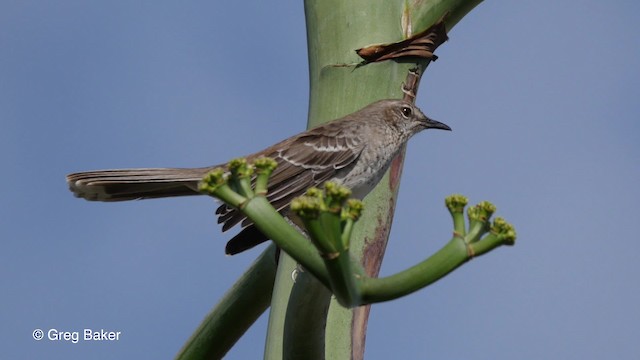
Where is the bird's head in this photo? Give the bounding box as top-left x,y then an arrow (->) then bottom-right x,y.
379,99 -> 451,138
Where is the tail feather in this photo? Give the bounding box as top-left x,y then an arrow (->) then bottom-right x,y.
67,166 -> 272,255
66,167 -> 211,201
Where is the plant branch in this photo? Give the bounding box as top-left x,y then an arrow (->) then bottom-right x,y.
175,244 -> 278,359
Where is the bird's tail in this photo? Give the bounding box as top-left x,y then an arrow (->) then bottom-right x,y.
66,167 -> 213,202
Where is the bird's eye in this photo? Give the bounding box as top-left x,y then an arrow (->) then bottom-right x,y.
401,106 -> 412,118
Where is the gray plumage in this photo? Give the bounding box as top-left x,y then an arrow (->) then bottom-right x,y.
67,99 -> 450,254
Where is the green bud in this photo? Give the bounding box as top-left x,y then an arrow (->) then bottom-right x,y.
306,187 -> 323,198
291,196 -> 322,219
478,201 -> 496,218
253,157 -> 278,173
228,158 -> 253,178
228,158 -> 246,171
324,182 -> 351,199
491,217 -> 517,245
324,181 -> 352,209
445,194 -> 468,213
198,168 -> 228,194
342,199 -> 364,221
467,201 -> 496,222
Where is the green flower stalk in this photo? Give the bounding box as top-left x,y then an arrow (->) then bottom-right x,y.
291,182 -> 362,306
228,158 -> 255,198
197,158 -> 516,309
254,157 -> 278,195
466,200 -> 497,243
445,194 -> 468,236
469,217 -> 517,257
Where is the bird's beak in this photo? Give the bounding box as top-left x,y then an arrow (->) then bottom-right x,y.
424,117 -> 451,131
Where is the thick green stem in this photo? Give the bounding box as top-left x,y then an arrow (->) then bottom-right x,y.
267,1 -> 486,358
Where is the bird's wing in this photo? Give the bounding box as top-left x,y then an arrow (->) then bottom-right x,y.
216,122 -> 366,232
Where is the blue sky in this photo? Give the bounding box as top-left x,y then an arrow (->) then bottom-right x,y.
2,1 -> 639,359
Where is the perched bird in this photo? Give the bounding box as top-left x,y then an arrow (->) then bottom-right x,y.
67,99 -> 450,254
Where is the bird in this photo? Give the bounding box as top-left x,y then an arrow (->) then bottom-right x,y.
67,99 -> 451,255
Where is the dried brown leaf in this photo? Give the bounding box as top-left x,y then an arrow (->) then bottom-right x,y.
355,18 -> 448,64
